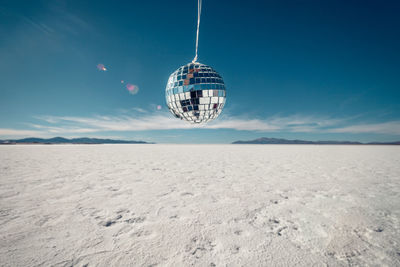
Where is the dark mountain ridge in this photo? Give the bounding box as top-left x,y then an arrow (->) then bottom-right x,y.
0,137 -> 151,144
232,137 -> 400,145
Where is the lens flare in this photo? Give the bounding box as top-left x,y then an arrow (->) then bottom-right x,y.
97,64 -> 107,71
157,105 -> 162,110
126,84 -> 139,95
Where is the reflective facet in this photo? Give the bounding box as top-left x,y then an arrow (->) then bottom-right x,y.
165,62 -> 226,124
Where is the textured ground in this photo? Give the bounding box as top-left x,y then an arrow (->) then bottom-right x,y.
0,144 -> 399,266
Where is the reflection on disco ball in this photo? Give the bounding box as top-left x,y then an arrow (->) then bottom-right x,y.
126,84 -> 139,95
165,62 -> 226,124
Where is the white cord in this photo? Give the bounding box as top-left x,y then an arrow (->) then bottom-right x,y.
192,0 -> 202,63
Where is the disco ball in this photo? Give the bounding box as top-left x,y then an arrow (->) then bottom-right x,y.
165,62 -> 226,124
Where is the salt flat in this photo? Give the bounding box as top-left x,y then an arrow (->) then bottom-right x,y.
0,144 -> 399,266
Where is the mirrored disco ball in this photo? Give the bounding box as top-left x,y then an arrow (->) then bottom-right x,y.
165,62 -> 226,124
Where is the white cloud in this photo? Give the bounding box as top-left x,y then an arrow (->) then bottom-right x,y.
132,107 -> 147,113
3,112 -> 400,138
31,113 -> 287,132
206,118 -> 279,131
326,121 -> 400,135
0,128 -> 43,138
33,113 -> 400,135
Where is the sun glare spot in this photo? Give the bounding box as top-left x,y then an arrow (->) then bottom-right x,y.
97,64 -> 107,71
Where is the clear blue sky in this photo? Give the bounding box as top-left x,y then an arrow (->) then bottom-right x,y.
1,0 -> 399,143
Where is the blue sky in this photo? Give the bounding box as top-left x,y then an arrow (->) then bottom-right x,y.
1,0 -> 399,143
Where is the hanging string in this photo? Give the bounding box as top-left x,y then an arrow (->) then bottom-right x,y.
192,0 -> 202,63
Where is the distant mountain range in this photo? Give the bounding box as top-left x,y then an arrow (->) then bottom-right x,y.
232,137 -> 400,145
0,137 -> 151,144
1,136 -> 399,145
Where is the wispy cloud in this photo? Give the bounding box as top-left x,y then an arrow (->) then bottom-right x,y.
0,128 -> 43,137
132,107 -> 147,113
326,121 -> 400,135
2,111 -> 400,139
29,112 -> 400,135
21,16 -> 55,35
34,113 -> 193,132
207,118 -> 279,131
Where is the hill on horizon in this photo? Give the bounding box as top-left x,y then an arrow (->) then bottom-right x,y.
0,137 -> 151,144
232,137 -> 400,145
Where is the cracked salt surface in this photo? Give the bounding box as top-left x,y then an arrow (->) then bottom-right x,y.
0,144 -> 400,266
